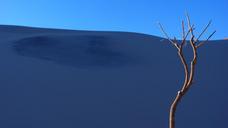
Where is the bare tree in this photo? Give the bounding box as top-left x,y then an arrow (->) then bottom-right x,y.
158,14 -> 216,128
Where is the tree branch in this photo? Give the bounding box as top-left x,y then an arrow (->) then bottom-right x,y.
186,13 -> 194,38
158,15 -> 215,128
178,50 -> 189,91
158,22 -> 179,49
182,20 -> 185,39
196,30 -> 216,48
196,20 -> 212,42
158,14 -> 216,128
186,36 -> 197,89
181,25 -> 194,47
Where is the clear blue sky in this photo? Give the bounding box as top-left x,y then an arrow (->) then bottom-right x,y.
0,0 -> 227,39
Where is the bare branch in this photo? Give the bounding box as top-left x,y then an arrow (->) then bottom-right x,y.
186,36 -> 197,88
158,22 -> 171,41
181,24 -> 194,47
182,20 -> 185,39
166,14 -> 216,128
196,20 -> 212,41
158,22 -> 179,49
196,30 -> 216,48
186,13 -> 194,37
178,51 -> 189,91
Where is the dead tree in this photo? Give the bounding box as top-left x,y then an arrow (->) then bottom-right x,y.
158,14 -> 216,128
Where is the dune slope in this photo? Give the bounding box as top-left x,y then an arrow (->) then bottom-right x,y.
0,25 -> 227,128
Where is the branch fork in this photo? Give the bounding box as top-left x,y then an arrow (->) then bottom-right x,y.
158,13 -> 216,128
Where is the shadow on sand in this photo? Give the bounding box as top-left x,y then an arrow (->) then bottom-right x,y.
12,35 -> 137,68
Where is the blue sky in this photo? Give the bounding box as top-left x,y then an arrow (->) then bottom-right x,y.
0,0 -> 227,39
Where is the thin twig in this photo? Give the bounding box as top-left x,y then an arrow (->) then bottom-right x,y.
196,30 -> 216,48
182,20 -> 185,39
181,21 -> 186,47
181,25 -> 194,47
186,13 -> 194,37
158,22 -> 179,49
196,20 -> 212,41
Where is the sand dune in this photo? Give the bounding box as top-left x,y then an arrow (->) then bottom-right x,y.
0,25 -> 227,128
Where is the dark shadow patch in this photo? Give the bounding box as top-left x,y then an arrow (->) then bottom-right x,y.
12,35 -> 136,68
